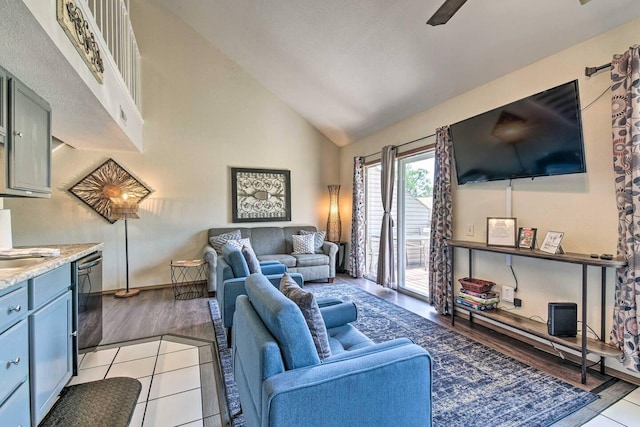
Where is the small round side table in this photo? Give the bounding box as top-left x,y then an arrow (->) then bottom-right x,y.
170,259 -> 207,300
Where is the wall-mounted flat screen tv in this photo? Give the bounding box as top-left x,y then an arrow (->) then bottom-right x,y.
450,80 -> 586,185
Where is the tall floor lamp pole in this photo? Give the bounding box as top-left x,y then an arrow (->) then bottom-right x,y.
111,195 -> 140,298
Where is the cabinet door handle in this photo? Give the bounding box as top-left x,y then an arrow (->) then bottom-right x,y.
8,304 -> 21,312
14,131 -> 23,137
9,357 -> 20,365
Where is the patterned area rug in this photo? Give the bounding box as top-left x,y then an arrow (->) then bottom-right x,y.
209,283 -> 598,427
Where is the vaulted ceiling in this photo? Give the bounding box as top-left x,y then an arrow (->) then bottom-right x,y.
158,0 -> 640,146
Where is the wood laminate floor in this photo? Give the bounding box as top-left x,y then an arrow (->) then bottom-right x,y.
102,287 -> 216,345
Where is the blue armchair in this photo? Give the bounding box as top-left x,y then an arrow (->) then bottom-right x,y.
233,273 -> 433,427
216,244 -> 304,334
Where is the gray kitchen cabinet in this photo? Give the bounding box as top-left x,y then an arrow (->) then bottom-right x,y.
7,75 -> 52,197
29,264 -> 73,425
0,67 -> 7,143
0,64 -> 51,198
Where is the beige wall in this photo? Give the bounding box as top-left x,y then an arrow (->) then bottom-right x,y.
341,18 -> 640,377
5,0 -> 339,291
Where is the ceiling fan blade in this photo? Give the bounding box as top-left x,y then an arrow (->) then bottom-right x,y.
427,0 -> 469,26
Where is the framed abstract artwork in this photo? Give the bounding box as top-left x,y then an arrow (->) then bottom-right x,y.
68,158 -> 153,224
231,167 -> 291,222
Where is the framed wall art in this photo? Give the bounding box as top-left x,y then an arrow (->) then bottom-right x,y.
231,167 -> 291,222
68,158 -> 153,224
486,217 -> 517,247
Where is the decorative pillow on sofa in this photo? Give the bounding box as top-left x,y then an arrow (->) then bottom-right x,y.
300,230 -> 326,254
292,234 -> 315,254
209,230 -> 242,254
280,273 -> 332,360
242,245 -> 262,274
227,238 -> 252,250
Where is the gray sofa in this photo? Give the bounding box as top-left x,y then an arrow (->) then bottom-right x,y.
203,226 -> 338,292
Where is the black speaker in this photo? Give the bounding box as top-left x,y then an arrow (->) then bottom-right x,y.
548,303 -> 577,337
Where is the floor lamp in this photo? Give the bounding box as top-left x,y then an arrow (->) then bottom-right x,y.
326,184 -> 341,242
110,194 -> 140,298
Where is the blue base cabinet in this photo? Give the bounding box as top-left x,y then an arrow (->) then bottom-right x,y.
0,281 -> 29,426
0,380 -> 30,427
28,264 -> 73,425
0,263 -> 75,426
29,290 -> 73,424
0,247 -> 99,425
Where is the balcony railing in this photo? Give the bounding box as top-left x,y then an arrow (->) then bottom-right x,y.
81,0 -> 141,109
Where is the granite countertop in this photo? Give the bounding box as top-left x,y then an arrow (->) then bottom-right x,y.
0,243 -> 103,291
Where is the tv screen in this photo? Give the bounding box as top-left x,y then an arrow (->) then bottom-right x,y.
450,80 -> 586,185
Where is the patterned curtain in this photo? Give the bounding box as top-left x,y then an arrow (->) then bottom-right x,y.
429,126 -> 453,314
377,146 -> 397,289
349,156 -> 366,278
610,45 -> 640,372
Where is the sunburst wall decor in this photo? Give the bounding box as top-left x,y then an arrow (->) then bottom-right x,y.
69,158 -> 153,223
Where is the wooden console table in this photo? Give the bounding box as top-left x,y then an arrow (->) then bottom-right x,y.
446,239 -> 626,384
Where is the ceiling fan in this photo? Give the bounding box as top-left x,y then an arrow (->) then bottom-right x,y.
427,0 -> 592,26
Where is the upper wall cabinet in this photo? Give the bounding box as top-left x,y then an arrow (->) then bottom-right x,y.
0,66 -> 52,198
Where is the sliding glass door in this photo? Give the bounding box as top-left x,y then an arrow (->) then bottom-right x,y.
364,151 -> 434,297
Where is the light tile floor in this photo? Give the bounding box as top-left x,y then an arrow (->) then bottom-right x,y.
582,387 -> 640,426
71,336 -> 222,427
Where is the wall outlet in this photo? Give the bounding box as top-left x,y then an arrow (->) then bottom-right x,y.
502,285 -> 515,303
514,298 -> 522,307
465,224 -> 474,236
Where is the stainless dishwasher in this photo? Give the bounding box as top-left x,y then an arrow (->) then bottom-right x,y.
72,251 -> 103,374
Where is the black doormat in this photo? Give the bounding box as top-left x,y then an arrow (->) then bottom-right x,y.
40,377 -> 141,427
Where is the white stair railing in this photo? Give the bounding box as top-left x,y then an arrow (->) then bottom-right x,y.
81,0 -> 141,109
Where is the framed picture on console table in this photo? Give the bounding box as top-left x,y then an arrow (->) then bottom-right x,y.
540,231 -> 565,254
517,227 -> 537,250
231,167 -> 291,223
486,217 -> 517,247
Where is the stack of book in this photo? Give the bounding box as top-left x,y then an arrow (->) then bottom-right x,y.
456,288 -> 500,311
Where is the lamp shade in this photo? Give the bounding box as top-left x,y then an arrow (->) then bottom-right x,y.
109,194 -> 140,221
326,185 -> 341,242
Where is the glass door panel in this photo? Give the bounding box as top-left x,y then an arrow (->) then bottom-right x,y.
397,153 -> 434,297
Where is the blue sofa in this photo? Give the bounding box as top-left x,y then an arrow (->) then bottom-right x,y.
233,273 -> 433,427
